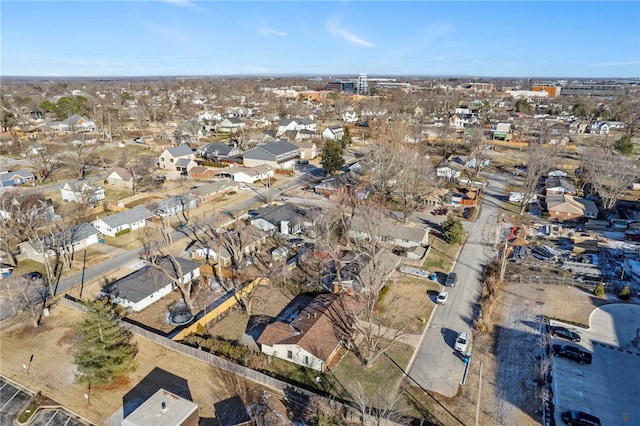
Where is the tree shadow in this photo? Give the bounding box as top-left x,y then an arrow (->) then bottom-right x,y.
213,395 -> 252,426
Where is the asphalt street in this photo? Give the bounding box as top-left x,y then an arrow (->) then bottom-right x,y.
407,173 -> 509,397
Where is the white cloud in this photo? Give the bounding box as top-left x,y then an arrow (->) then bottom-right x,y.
326,19 -> 373,47
164,0 -> 201,10
257,26 -> 287,37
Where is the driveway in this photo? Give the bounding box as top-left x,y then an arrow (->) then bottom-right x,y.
407,173 -> 509,397
552,303 -> 640,426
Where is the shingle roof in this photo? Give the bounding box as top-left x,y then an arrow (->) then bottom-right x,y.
202,142 -> 236,156
107,167 -> 133,182
244,140 -> 299,161
175,158 -> 192,167
102,256 -> 200,303
96,205 -> 154,228
166,145 -> 194,158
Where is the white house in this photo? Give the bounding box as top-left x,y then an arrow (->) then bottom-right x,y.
277,118 -> 316,136
158,145 -> 195,171
17,222 -> 100,263
221,165 -> 274,184
435,160 -> 464,180
257,293 -> 356,372
242,140 -> 299,170
322,125 -> 345,141
60,182 -> 105,203
216,117 -> 246,134
101,256 -> 201,312
342,110 -> 358,123
154,195 -> 197,217
105,167 -> 134,189
47,114 -> 96,133
92,205 -> 154,237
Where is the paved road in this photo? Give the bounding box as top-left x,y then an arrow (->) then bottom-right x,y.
54,168 -> 325,296
407,173 -> 509,397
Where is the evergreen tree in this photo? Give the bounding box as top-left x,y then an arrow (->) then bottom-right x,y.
614,135 -> 634,155
73,300 -> 138,386
321,139 -> 345,175
441,215 -> 465,244
340,126 -> 352,149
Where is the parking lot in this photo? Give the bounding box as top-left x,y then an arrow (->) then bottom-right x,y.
0,377 -> 33,424
28,408 -> 87,426
551,304 -> 640,425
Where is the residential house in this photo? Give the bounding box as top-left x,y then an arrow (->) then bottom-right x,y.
257,293 -> 357,372
0,169 -> 35,187
349,215 -> 430,251
18,222 -> 100,263
154,195 -> 197,217
331,249 -> 401,294
342,110 -> 358,123
216,117 -> 246,134
312,172 -> 361,197
242,140 -> 299,170
0,191 -> 58,222
188,166 -> 218,181
294,141 -> 317,161
546,194 -> 598,221
47,114 -> 96,133
225,107 -> 253,118
158,145 -> 196,171
588,121 -> 610,135
121,388 -> 198,426
249,203 -> 316,235
190,225 -> 266,266
190,181 -> 238,202
221,165 -> 274,184
101,256 -> 201,312
546,169 -> 568,178
435,159 -> 464,180
322,125 -> 345,141
60,181 -> 105,203
277,118 -> 316,136
492,122 -> 512,140
198,142 -> 241,161
105,167 -> 134,189
545,176 -> 576,195
92,205 -> 155,237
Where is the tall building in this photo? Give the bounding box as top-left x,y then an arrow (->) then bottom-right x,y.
357,73 -> 368,95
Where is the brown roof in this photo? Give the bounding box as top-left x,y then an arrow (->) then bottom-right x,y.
258,294 -> 358,362
107,167 -> 133,181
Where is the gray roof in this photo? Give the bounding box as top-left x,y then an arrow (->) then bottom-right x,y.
202,142 -> 236,157
175,158 -> 192,167
97,205 -> 154,228
103,256 -> 201,303
154,194 -> 195,211
243,140 -> 298,161
545,176 -> 576,193
31,222 -> 99,250
166,145 -> 193,158
251,203 -> 312,227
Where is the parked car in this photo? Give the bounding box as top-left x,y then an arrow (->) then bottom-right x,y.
23,271 -> 42,281
550,325 -> 581,342
287,238 -> 306,248
552,344 -> 592,365
561,410 -> 601,426
436,291 -> 449,305
454,331 -> 469,352
445,272 -> 457,287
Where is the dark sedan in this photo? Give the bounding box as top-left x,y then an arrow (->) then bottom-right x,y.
552,344 -> 592,364
549,325 -> 581,342
561,410 -> 601,426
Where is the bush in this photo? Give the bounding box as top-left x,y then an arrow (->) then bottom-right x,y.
593,282 -> 605,297
618,285 -> 631,300
441,215 -> 465,244
114,228 -> 131,237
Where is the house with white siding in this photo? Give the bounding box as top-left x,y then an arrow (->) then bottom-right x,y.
158,145 -> 195,171
257,293 -> 357,372
18,222 -> 100,263
242,140 -> 298,170
101,256 -> 201,312
60,181 -> 105,203
92,205 -> 154,237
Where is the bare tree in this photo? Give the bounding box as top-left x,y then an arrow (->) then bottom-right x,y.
142,253 -> 197,313
582,148 -> 639,211
27,145 -> 59,183
518,143 -> 553,214
347,381 -> 411,425
393,147 -> 438,222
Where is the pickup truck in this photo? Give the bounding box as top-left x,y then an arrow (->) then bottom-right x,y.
552,344 -> 592,365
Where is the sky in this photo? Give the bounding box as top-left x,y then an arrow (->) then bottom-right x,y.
1,1 -> 639,79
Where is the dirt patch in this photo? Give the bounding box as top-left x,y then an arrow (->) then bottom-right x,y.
0,304 -> 287,424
